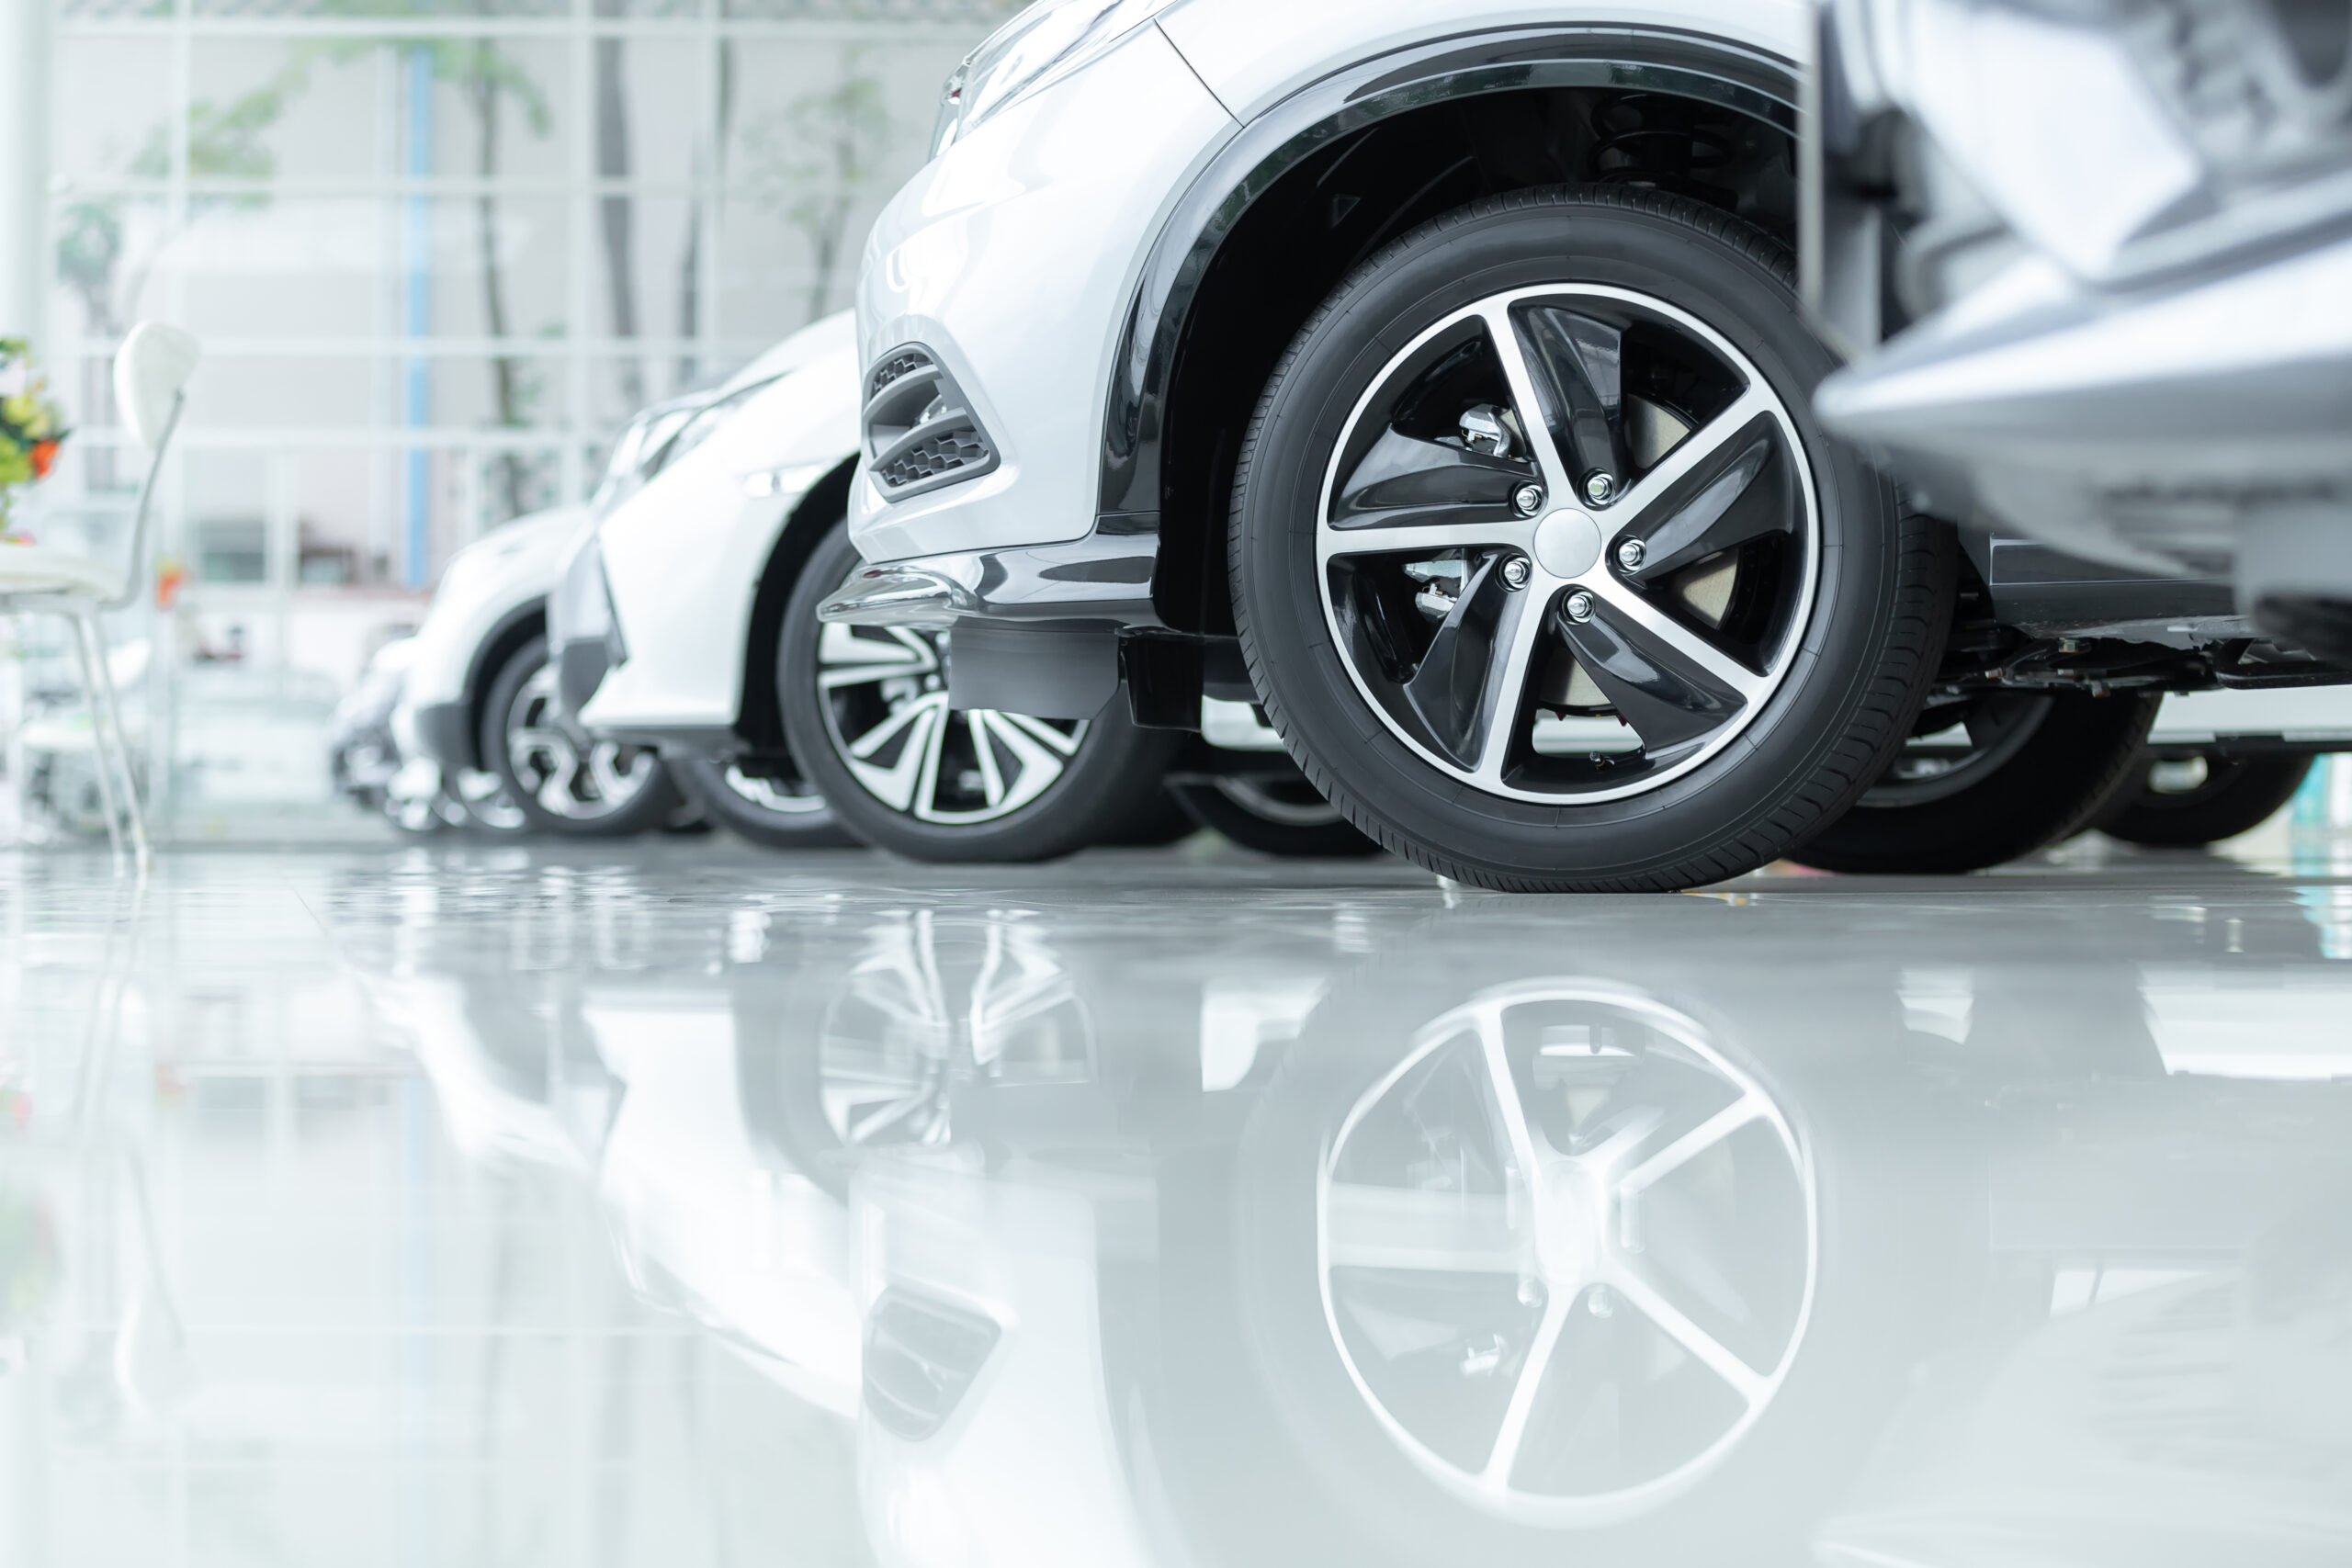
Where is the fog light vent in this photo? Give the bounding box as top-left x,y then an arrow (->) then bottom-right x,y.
862,1288 -> 1001,1441
864,344 -> 1000,502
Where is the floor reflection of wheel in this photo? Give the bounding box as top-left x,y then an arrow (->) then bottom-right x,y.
1229,187 -> 1951,892
1225,967 -> 1953,1567
1170,773 -> 1383,857
2099,750 -> 2312,847
671,752 -> 858,851
1792,690 -> 2159,874
780,520 -> 1181,863
481,634 -> 679,836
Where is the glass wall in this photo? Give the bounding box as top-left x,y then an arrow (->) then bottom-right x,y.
12,0 -> 1009,834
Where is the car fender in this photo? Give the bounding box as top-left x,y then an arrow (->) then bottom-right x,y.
589,321 -> 862,737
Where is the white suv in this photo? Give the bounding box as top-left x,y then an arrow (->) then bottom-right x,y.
826,1 -> 1967,891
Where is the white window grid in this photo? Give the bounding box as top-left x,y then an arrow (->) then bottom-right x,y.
46,0 -> 1012,589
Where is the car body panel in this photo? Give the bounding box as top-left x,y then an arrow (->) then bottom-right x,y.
583,315 -> 860,738
850,22 -> 1238,564
390,504 -> 587,764
1159,0 -> 1806,121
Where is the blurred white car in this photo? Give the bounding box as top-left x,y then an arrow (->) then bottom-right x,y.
563,312 -> 1378,861
390,502 -> 678,836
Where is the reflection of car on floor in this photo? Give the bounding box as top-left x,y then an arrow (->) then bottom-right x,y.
560,310 -> 1374,862
825,0 -> 2348,887
393,876 -> 2352,1568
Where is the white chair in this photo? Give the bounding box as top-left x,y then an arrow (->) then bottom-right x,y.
0,322 -> 200,866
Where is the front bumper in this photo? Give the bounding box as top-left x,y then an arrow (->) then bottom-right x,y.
820,532 -> 1264,727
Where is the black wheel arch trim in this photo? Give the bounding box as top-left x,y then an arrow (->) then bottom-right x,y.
460,598 -> 549,773
1098,24 -> 1800,547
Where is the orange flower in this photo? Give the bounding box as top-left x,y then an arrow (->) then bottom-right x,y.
28,439 -> 57,479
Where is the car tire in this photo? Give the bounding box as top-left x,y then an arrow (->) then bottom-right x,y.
1792,691 -> 2161,874
2099,750 -> 2312,847
779,519 -> 1183,863
481,634 -> 681,837
1229,186 -> 1951,893
671,753 -> 860,851
1170,775 -> 1384,858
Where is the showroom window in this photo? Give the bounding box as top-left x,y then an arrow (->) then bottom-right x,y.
18,0 -> 1007,826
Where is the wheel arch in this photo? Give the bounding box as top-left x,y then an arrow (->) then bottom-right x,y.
1114,27 -> 1799,636
736,457 -> 861,751
462,599 -> 548,772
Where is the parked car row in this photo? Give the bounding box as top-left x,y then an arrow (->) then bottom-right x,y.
348,314 -> 1375,862
781,0 -> 2352,887
340,0 -> 2352,879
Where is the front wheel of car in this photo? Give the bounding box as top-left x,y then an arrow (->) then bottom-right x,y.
482,633 -> 681,837
1229,187 -> 1951,893
779,520 -> 1182,863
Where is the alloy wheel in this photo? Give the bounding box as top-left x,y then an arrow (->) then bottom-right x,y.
814,623 -> 1087,825
503,662 -> 662,821
1317,285 -> 1820,804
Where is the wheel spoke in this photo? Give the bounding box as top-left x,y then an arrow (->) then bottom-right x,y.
967,711 -> 1069,815
1608,387 -> 1775,547
993,710 -> 1085,758
969,713 -> 1008,808
1478,300 -> 1578,502
1334,428 -> 1533,529
1480,1290 -> 1572,1489
1318,516 -> 1533,566
818,623 -> 935,689
1561,586 -> 1764,756
1515,305 -> 1627,497
1601,1265 -> 1769,1407
843,694 -> 946,812
1401,557 -> 1543,772
1614,411 -> 1793,585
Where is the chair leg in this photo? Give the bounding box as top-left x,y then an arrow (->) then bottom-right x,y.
81,612 -> 151,865
65,614 -> 128,866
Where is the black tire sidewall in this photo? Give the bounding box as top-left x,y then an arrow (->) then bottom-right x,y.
778,521 -> 1183,863
1170,780 -> 1384,858
671,752 -> 861,851
1795,692 -> 2162,874
2102,750 -> 2313,847
481,634 -> 680,837
1232,188 -> 1935,890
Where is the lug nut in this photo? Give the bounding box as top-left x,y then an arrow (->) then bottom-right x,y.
1498,555 -> 1532,591
1616,538 -> 1645,572
1563,590 -> 1595,624
1587,1285 -> 1616,1318
1511,482 -> 1546,518
1584,472 -> 1618,506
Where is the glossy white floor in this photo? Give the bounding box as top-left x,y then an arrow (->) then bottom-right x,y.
3,831 -> 2349,1567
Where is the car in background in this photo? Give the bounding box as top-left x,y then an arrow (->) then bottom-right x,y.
1804,3 -> 2352,658
563,311 -> 1377,862
390,502 -> 682,837
824,0 -> 2352,888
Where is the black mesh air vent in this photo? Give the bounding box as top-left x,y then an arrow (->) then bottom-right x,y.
864,343 -> 1001,502
862,1288 -> 1001,1441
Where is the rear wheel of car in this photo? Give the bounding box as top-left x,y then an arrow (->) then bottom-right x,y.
482,634 -> 681,837
671,752 -> 859,851
779,520 -> 1182,863
1229,187 -> 1951,893
1170,773 -> 1384,858
2099,749 -> 2312,847
1791,690 -> 2160,874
